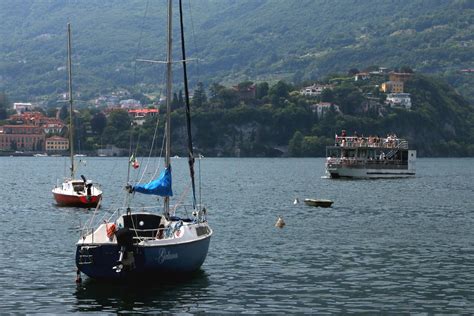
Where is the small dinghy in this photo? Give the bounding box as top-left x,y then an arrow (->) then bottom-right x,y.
304,199 -> 334,208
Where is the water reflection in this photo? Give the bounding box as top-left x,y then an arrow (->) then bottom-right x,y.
73,270 -> 211,313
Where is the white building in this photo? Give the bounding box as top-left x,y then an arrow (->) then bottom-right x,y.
119,99 -> 141,109
13,103 -> 33,114
354,72 -> 370,81
385,93 -> 412,109
301,84 -> 332,96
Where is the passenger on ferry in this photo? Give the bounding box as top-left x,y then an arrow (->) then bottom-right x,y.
375,135 -> 380,147
368,136 -> 375,147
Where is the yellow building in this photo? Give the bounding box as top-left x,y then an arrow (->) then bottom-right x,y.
380,81 -> 404,93
389,72 -> 412,82
46,136 -> 69,152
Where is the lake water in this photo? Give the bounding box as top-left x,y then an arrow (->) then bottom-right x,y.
0,157 -> 473,313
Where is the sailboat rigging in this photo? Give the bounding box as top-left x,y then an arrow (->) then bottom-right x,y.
52,23 -> 102,207
75,0 -> 212,280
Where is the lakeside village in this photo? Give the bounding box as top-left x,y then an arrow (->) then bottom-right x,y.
0,68 -> 414,157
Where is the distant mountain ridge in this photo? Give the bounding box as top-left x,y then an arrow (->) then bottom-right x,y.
0,0 -> 473,102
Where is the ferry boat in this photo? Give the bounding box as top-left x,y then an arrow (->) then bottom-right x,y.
325,133 -> 416,179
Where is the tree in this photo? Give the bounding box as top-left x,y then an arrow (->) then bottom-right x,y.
269,81 -> 291,99
192,82 -> 207,107
237,81 -> 254,90
73,110 -> 91,151
269,81 -> 292,106
218,88 -> 239,108
333,85 -> 364,115
209,83 -> 225,101
208,83 -> 239,108
301,135 -> 331,156
101,110 -> 131,149
107,109 -> 131,131
400,66 -> 414,73
46,107 -> 58,118
0,93 -> 9,120
59,104 -> 68,121
348,68 -> 360,76
272,103 -> 310,144
256,82 -> 269,99
321,88 -> 335,102
171,92 -> 179,111
0,107 -> 6,120
178,90 -> 184,108
90,112 -> 107,135
288,131 -> 304,157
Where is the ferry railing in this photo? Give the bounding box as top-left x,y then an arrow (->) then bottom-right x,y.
398,140 -> 408,149
386,149 -> 397,159
386,140 -> 409,159
334,136 -> 408,149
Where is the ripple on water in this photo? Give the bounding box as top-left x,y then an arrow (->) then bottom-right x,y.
1,158 -> 474,313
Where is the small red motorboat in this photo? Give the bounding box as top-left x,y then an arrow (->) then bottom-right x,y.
53,177 -> 102,207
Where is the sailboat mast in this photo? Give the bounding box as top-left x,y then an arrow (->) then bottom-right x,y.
179,0 -> 197,209
164,0 -> 173,216
67,23 -> 75,179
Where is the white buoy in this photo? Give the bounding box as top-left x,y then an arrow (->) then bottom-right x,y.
293,198 -> 299,205
275,216 -> 285,228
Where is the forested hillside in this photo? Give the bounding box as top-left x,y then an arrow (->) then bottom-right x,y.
0,0 -> 473,102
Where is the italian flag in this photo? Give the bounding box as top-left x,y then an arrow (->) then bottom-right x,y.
130,154 -> 140,169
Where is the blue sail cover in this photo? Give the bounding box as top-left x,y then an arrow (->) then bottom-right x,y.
133,167 -> 173,196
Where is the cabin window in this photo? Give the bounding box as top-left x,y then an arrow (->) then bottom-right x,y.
73,183 -> 85,192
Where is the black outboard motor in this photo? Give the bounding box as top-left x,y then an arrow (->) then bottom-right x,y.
115,227 -> 134,250
86,183 -> 92,196
81,175 -> 93,198
113,227 -> 135,273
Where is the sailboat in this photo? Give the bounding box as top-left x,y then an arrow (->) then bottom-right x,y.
75,0 -> 212,280
52,24 -> 102,208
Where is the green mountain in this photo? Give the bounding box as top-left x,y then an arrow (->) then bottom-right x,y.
0,0 -> 473,103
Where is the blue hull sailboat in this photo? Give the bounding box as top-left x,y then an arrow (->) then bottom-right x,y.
75,0 -> 212,281
76,212 -> 212,280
